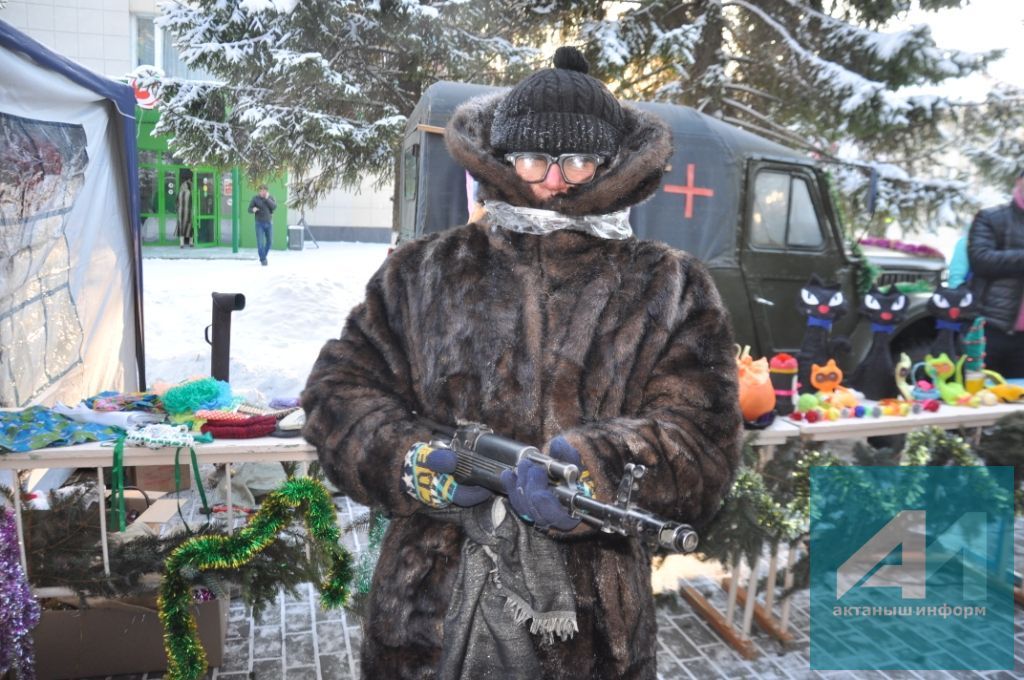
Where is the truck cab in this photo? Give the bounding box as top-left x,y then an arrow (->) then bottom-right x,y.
397,82 -> 942,368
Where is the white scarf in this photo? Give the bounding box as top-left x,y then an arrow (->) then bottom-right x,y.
481,200 -> 633,240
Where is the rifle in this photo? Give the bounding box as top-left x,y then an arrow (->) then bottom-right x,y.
425,421 -> 699,553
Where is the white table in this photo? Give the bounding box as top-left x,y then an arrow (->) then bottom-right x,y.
0,436 -> 318,576
789,401 -> 1024,441
688,400 -> 1024,658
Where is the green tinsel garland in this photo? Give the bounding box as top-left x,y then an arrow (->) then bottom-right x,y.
849,239 -> 882,297
700,445 -> 843,569
901,427 -> 978,468
159,477 -> 353,680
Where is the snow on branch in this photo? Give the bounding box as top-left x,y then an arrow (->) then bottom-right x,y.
728,0 -> 914,125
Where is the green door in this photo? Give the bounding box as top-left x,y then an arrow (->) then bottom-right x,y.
164,167 -> 184,244
193,170 -> 218,246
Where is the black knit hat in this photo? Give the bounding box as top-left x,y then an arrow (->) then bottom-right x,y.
490,47 -> 625,158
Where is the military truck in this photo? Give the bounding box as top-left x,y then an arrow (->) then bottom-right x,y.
395,81 -> 945,369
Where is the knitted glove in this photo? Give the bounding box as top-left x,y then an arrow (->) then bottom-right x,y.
501,459 -> 580,531
549,436 -> 595,498
401,442 -> 492,509
499,436 -> 594,531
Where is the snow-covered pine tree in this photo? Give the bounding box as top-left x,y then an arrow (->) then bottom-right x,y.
148,0 -> 602,208
960,83 -> 1024,187
579,0 -> 1017,234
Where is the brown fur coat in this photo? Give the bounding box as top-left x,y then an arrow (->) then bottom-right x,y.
302,90 -> 741,680
302,225 -> 741,679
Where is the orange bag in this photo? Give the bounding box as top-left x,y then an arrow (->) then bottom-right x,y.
736,345 -> 776,421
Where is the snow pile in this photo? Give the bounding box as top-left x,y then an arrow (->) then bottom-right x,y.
143,242 -> 388,403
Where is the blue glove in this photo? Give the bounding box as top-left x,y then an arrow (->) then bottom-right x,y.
402,443 -> 492,508
549,436 -> 595,498
500,458 -> 581,531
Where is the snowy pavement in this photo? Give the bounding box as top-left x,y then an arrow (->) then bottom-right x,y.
128,244 -> 1024,680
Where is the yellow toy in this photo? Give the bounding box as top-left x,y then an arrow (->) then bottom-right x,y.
983,372 -> 1024,402
894,352 -> 915,402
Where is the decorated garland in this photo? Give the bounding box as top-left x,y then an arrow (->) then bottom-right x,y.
901,427 -> 978,468
849,239 -> 882,297
857,236 -> 946,260
1,508 -> 40,680
699,442 -> 843,569
159,477 -> 354,680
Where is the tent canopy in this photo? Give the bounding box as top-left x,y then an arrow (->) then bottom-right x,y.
0,19 -> 144,407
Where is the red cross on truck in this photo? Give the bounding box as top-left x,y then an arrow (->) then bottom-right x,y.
664,163 -> 714,219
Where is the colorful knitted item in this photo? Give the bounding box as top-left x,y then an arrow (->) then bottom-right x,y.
401,442 -> 457,508
84,390 -> 163,412
161,378 -> 234,416
200,414 -> 277,439
1,406 -> 122,453
124,423 -> 206,449
195,409 -> 251,422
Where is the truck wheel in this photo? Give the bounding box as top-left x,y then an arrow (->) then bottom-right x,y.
890,336 -> 934,366
866,434 -> 906,451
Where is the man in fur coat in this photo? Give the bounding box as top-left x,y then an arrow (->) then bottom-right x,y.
302,46 -> 741,680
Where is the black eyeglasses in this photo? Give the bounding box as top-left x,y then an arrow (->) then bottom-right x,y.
504,152 -> 605,185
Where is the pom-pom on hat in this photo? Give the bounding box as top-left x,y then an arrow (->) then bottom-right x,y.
490,46 -> 625,158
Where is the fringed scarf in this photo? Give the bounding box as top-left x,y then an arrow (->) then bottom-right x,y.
433,498 -> 577,679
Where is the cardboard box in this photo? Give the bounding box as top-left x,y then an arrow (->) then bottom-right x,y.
132,463 -> 192,491
33,594 -> 228,680
135,496 -> 185,531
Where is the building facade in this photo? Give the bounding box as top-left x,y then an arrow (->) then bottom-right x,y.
1,0 -> 393,245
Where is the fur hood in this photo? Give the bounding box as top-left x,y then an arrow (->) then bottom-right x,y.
445,92 -> 673,217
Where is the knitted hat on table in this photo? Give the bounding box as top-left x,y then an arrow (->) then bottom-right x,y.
490,46 -> 625,158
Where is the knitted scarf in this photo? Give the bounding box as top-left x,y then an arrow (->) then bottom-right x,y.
482,200 -> 632,240
433,498 -> 577,679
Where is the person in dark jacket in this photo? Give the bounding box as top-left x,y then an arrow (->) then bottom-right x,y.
968,169 -> 1024,378
247,184 -> 276,266
302,47 -> 741,680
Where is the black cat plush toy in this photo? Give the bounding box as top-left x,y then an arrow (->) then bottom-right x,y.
928,284 -> 974,362
796,275 -> 849,395
847,286 -> 908,400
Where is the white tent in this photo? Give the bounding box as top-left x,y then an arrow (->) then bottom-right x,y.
0,20 -> 144,407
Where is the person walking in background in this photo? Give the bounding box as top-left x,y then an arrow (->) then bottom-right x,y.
302,47 -> 741,679
968,169 -> 1024,378
175,169 -> 193,248
248,184 -> 276,266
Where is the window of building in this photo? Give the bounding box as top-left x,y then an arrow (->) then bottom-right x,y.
131,13 -> 213,80
750,170 -> 824,249
133,15 -> 155,68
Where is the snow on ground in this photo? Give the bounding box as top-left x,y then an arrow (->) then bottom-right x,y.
142,242 -> 388,403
